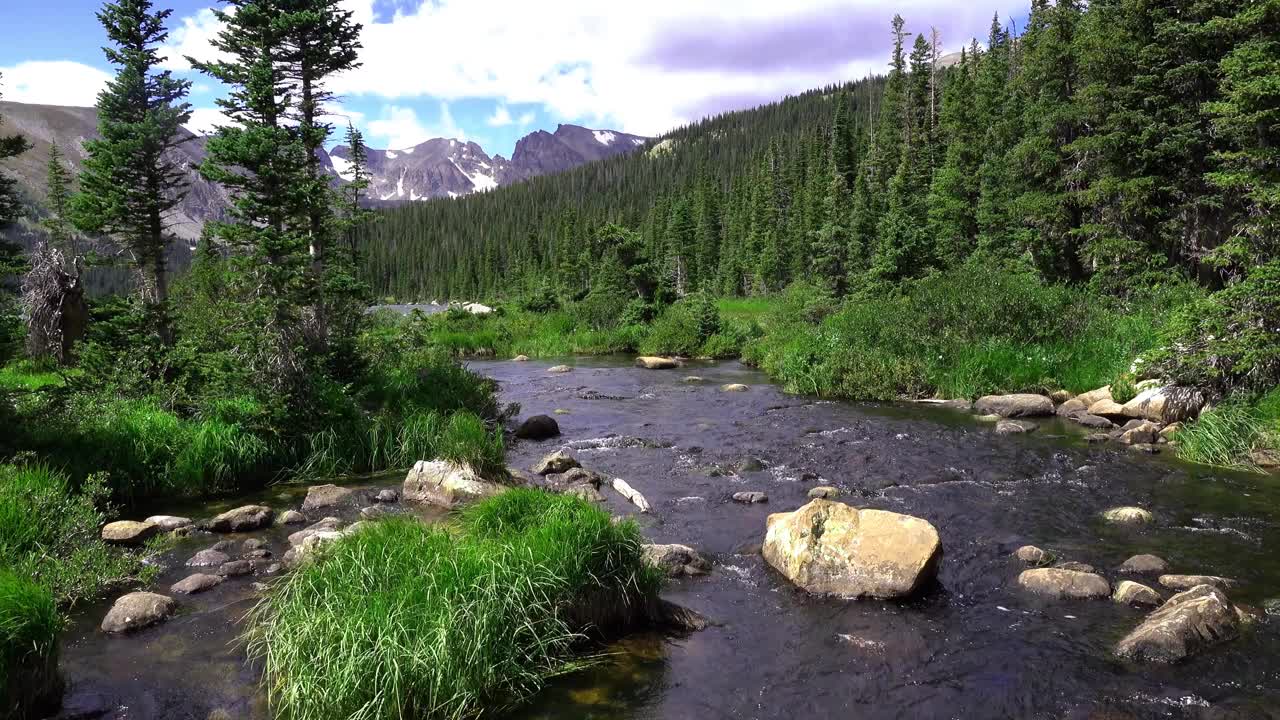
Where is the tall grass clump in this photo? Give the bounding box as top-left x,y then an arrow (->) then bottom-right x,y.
1175,389 -> 1280,472
0,464 -> 149,606
0,569 -> 62,720
247,490 -> 662,720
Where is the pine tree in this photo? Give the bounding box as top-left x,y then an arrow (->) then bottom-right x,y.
664,197 -> 694,296
336,122 -> 373,264
0,80 -> 32,367
43,144 -> 75,254
74,0 -> 192,342
927,47 -> 981,265
0,77 -> 30,229
974,13 -> 1022,262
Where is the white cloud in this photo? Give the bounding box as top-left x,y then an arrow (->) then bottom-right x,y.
517,111 -> 535,126
486,104 -> 513,127
184,106 -> 235,136
159,7 -> 230,71
366,102 -> 465,149
0,61 -> 112,107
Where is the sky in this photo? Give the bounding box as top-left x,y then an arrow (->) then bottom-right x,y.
0,0 -> 1028,156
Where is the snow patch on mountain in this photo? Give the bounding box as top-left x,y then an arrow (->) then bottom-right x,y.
593,130 -> 616,146
329,154 -> 355,181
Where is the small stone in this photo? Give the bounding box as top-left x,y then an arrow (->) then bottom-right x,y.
375,489 -> 402,505
1055,561 -> 1096,573
643,543 -> 712,577
1017,568 -> 1110,600
280,510 -> 306,525
547,364 -> 572,373
1118,421 -> 1161,445
1159,574 -> 1234,591
243,549 -> 272,559
1086,432 -> 1111,444
808,486 -> 840,500
1015,545 -> 1050,565
209,540 -> 234,552
512,355 -> 530,362
101,520 -> 159,546
532,449 -> 580,475
301,484 -> 355,514
1119,554 -> 1169,574
186,549 -> 231,567
515,414 -> 560,440
976,414 -> 1002,422
216,560 -> 253,577
144,515 -> 193,532
721,383 -> 749,392
242,538 -> 267,551
553,408 -> 571,415
1102,506 -> 1154,525
262,563 -> 282,575
736,457 -> 766,473
635,356 -> 679,369
1073,414 -> 1114,430
288,517 -> 343,546
732,491 -> 768,504
101,592 -> 175,633
1160,422 -> 1183,439
995,419 -> 1038,435
171,573 -> 223,595
1113,580 -> 1162,608
359,505 -> 390,520
207,505 -> 274,533
682,376 -> 705,383
1128,443 -> 1161,454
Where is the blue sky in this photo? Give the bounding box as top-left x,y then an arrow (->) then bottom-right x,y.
1,1 -> 1027,156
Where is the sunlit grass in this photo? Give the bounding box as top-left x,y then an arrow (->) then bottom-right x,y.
0,569 -> 62,720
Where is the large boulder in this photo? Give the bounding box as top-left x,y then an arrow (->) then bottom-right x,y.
532,449 -> 580,475
635,356 -> 679,369
402,460 -> 507,508
1122,385 -> 1205,424
1159,574 -> 1235,592
1055,398 -> 1088,417
1115,584 -> 1242,662
100,520 -> 159,547
144,515 -> 193,532
974,394 -> 1054,418
762,499 -> 942,599
515,415 -> 560,440
101,592 -> 176,634
643,544 -> 712,577
1113,580 -> 1163,608
300,484 -> 356,514
1088,398 -> 1129,420
207,505 -> 274,533
1017,568 -> 1110,600
1075,386 -> 1113,408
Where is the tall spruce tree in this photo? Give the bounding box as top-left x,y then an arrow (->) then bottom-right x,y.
927,46 -> 981,265
0,80 -> 32,367
74,0 -> 192,341
43,144 -> 75,254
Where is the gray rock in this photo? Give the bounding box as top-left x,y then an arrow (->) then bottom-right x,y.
1159,574 -> 1235,592
547,364 -> 572,373
1015,545 -> 1051,565
1120,554 -> 1169,574
144,515 -> 194,532
100,521 -> 160,547
995,419 -> 1038,435
721,383 -> 749,392
643,543 -> 712,577
1017,568 -> 1110,600
808,486 -> 840,500
207,505 -> 274,533
1102,506 -> 1154,525
375,488 -> 399,503
288,517 -> 343,546
243,549 -> 273,560
402,460 -> 508,508
171,573 -> 223,595
216,560 -> 253,577
101,592 -> 176,633
301,484 -> 356,514
974,394 -> 1054,418
515,414 -> 560,440
1086,432 -> 1112,444
280,510 -> 307,525
1055,561 -> 1096,573
1113,580 -> 1163,608
242,538 -> 267,551
732,491 -> 768,504
532,449 -> 580,475
1056,398 -> 1088,417
186,549 -> 231,567
1073,414 -> 1115,430
1115,584 -> 1241,662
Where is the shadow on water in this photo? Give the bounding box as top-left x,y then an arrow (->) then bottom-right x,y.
55,358 -> 1280,720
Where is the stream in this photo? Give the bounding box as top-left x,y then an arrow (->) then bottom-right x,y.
54,358 -> 1280,720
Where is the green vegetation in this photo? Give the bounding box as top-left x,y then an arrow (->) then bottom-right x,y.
0,570 -> 62,720
1176,389 -> 1280,472
247,490 -> 662,720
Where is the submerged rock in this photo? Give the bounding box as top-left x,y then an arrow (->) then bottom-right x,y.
1159,574 -> 1235,592
101,520 -> 159,546
732,491 -> 768,504
635,356 -> 679,369
1113,580 -> 1163,608
1055,561 -> 1096,573
643,543 -> 712,577
512,355 -> 530,362
301,484 -> 356,514
721,383 -> 749,392
144,515 -> 193,532
216,560 -> 253,577
762,499 -> 942,599
532,449 -> 580,475
515,414 -> 560,440
682,376 -> 705,383
974,394 -> 1054,418
808,486 -> 840,500
101,592 -> 175,634
1115,584 -> 1242,662
402,460 -> 508,508
1120,554 -> 1169,574
207,505 -> 274,533
547,364 -> 572,373
1015,545 -> 1051,565
171,573 -> 223,595
1017,568 -> 1110,600
1073,414 -> 1115,430
1102,506 -> 1154,525
995,419 -> 1038,435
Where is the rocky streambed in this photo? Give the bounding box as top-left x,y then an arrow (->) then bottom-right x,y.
53,358 -> 1280,720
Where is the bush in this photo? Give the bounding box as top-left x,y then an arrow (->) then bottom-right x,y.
0,570 -> 62,720
0,464 -> 148,606
247,491 -> 662,720
639,293 -> 722,357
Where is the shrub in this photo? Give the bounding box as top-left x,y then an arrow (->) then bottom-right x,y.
247,491 -> 661,720
1175,402 -> 1266,471
639,293 -> 723,357
0,570 -> 62,720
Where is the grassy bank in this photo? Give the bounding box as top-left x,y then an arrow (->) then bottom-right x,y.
246,489 -> 662,720
0,570 -> 62,720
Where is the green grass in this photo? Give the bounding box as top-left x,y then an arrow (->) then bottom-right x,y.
0,569 -> 62,720
0,359 -> 71,393
246,490 -> 662,720
1175,388 -> 1280,472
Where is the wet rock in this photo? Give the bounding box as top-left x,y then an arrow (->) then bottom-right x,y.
101,592 -> 176,633
186,549 -> 231,567
1128,443 -> 1161,454
144,515 -> 193,532
208,505 -> 274,533
1159,574 -> 1235,592
1074,414 -> 1115,430
1160,422 -> 1183,440
553,408 -> 571,415
655,599 -> 712,632
976,414 -> 1002,422
808,486 -> 840,500
1252,448 -> 1280,469
547,466 -> 603,489
643,544 -> 712,577
1117,421 -> 1160,445
1056,561 -> 1097,573
1017,568 -> 1111,600
1113,580 -> 1162,608
1102,506 -> 1154,525
287,517 -> 342,546
532,449 -> 580,475
1120,554 -> 1169,574
210,540 -> 234,552
974,393 -> 1054,418
301,484 -> 355,514
547,364 -> 572,373
732,491 -> 768,504
1015,545 -> 1051,565
295,530 -> 346,560
403,459 -> 508,508
562,484 -> 606,503
682,376 -> 705,383
170,573 -> 223,595
512,355 -> 529,362
762,499 -> 942,599
1115,584 -> 1241,662
721,383 -> 749,392
360,504 -> 394,520
1121,385 -> 1205,424
280,510 -> 306,525
100,520 -> 159,546
1086,432 -> 1112,444
243,549 -> 272,560
995,419 -> 1038,435
515,414 -> 560,440
262,563 -> 282,576
736,456 -> 766,473
635,356 -> 678,369
216,560 -> 253,577
242,538 -> 267,551
1056,398 -> 1088,417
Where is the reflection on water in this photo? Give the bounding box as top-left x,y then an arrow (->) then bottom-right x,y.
55,358 -> 1280,720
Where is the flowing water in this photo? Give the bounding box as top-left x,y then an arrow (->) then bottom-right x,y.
54,358 -> 1280,720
